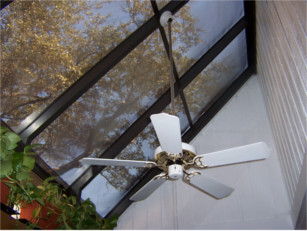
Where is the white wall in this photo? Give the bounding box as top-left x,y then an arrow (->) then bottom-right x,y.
117,75 -> 293,229
256,1 -> 306,226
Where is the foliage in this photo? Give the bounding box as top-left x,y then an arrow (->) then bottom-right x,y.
0,127 -> 118,229
55,196 -> 118,230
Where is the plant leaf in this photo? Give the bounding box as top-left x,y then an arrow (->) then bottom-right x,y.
33,206 -> 41,219
0,160 -> 12,178
16,171 -> 30,181
22,155 -> 35,170
5,132 -> 21,150
24,144 -> 41,154
0,127 -> 9,134
43,176 -> 56,184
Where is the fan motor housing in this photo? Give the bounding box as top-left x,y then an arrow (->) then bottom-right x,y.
168,164 -> 183,179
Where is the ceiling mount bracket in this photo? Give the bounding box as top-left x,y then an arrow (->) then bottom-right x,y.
160,11 -> 173,27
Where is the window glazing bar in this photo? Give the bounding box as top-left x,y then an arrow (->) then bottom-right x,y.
17,0 -> 188,145
151,0 -> 193,126
70,15 -> 248,195
105,66 -> 254,219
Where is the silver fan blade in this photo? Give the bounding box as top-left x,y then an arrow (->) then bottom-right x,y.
80,158 -> 157,168
184,173 -> 234,199
199,142 -> 270,167
150,113 -> 182,155
130,173 -> 166,201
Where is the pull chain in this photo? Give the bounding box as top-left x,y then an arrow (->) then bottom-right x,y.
168,19 -> 175,115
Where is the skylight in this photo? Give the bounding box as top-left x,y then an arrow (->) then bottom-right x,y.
0,0 -> 255,218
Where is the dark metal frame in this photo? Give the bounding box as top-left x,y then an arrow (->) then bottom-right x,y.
0,0 -> 14,10
1,0 -> 256,219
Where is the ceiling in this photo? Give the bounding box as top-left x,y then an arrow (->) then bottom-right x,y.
0,0 -> 255,218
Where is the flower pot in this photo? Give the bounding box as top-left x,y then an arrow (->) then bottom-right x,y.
1,180 -> 10,205
19,200 -> 59,230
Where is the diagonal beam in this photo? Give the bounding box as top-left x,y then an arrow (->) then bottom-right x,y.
71,14 -> 248,202
0,0 -> 14,10
105,66 -> 255,219
105,1 -> 256,218
151,0 -> 193,126
18,0 -> 188,145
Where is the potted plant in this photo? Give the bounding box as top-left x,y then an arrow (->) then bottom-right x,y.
0,127 -> 118,229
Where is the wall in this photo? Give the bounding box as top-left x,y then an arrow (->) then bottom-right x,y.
116,75 -> 293,229
256,0 -> 306,226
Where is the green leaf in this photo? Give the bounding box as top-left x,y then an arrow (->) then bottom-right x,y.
16,171 -> 30,181
33,206 -> 41,219
22,155 -> 35,170
35,197 -> 45,206
0,127 -> 9,135
43,176 -> 56,184
24,144 -> 41,154
4,132 -> 21,150
0,160 -> 12,178
0,143 -> 11,161
12,152 -> 23,172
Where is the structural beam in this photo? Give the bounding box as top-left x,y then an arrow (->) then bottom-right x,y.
18,1 -> 188,145
70,14 -> 248,195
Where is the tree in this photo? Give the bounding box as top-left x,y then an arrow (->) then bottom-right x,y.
1,0 -> 235,194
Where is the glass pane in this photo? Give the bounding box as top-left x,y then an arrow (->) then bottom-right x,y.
184,30 -> 248,122
81,124 -> 159,217
32,30 -> 170,185
171,0 -> 244,76
0,0 -> 153,129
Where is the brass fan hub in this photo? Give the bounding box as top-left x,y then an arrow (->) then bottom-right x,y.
154,143 -> 197,169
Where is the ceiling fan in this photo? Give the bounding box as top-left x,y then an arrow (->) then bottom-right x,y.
80,112 -> 270,201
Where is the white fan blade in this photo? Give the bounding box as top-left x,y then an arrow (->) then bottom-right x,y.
80,158 -> 157,168
199,142 -> 270,167
130,173 -> 166,201
184,173 -> 234,199
150,113 -> 182,155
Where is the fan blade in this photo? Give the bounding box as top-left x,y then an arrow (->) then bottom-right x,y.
80,158 -> 157,168
130,173 -> 166,201
199,142 -> 270,167
150,113 -> 182,155
184,173 -> 234,199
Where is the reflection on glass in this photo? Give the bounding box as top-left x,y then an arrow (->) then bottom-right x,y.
0,0 -> 153,129
81,124 -> 158,217
33,30 -> 170,185
184,30 -> 248,122
171,0 -> 244,75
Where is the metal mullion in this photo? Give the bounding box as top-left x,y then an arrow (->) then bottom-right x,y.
105,66 -> 254,220
105,4 -> 255,218
70,12 -> 248,195
0,0 -> 14,10
179,17 -> 247,90
182,67 -> 254,142
104,19 -> 251,220
244,0 -> 256,72
18,0 -> 188,145
151,0 -> 193,126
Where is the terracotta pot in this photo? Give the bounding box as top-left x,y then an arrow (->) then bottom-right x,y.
19,201 -> 59,230
1,180 -> 10,205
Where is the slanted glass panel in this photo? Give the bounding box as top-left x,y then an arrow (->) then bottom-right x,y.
81,124 -> 159,217
171,0 -> 244,76
0,0 -> 153,129
184,30 -> 248,122
32,30 -> 170,185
